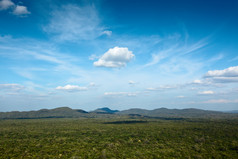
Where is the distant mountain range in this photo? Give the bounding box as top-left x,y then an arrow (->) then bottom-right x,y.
0,107 -> 237,119
223,110 -> 238,113
117,107 -> 236,118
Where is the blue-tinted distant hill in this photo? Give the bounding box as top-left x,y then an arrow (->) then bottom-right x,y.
0,107 -> 89,119
90,107 -> 119,114
0,107 -> 237,119
116,108 -> 237,118
223,110 -> 238,114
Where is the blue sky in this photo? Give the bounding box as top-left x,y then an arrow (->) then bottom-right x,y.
0,0 -> 238,111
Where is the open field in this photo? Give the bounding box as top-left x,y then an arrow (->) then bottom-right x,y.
0,118 -> 238,158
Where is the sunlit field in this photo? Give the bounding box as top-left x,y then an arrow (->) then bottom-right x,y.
0,118 -> 237,158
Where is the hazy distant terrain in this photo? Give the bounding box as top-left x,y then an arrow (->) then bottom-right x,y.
0,107 -> 237,119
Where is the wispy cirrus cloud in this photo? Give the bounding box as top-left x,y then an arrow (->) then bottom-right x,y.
231,56 -> 238,61
0,84 -> 24,91
135,35 -> 218,83
144,36 -> 209,68
0,36 -> 84,80
143,46 -> 177,67
44,4 -> 109,41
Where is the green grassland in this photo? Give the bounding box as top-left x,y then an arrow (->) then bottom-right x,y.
0,118 -> 238,158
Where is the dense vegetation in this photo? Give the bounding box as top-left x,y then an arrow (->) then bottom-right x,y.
0,118 -> 237,158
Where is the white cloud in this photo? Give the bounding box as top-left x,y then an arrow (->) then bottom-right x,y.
104,92 -> 137,97
146,85 -> 178,91
89,54 -> 99,60
208,54 -> 224,62
144,47 -> 176,67
15,70 -> 34,79
144,36 -> 209,68
177,95 -> 185,98
128,80 -> 136,85
204,66 -> 238,83
205,66 -> 238,77
94,46 -> 134,68
0,84 -> 24,91
146,87 -> 159,91
44,5 -> 105,41
231,56 -> 238,61
0,36 -> 90,88
56,85 -> 87,92
12,5 -> 30,16
89,82 -> 96,87
0,0 -> 30,17
101,30 -> 112,36
0,0 -> 14,10
192,79 -> 203,84
188,79 -> 213,87
27,51 -> 64,64
198,90 -> 214,95
182,38 -> 209,55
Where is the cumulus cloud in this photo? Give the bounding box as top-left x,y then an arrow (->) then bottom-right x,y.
198,90 -> 214,95
0,0 -> 14,10
0,84 -> 24,91
94,47 -> 134,68
12,5 -> 30,16
0,0 -> 30,16
204,66 -> 238,83
205,66 -> 238,77
56,85 -> 87,92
